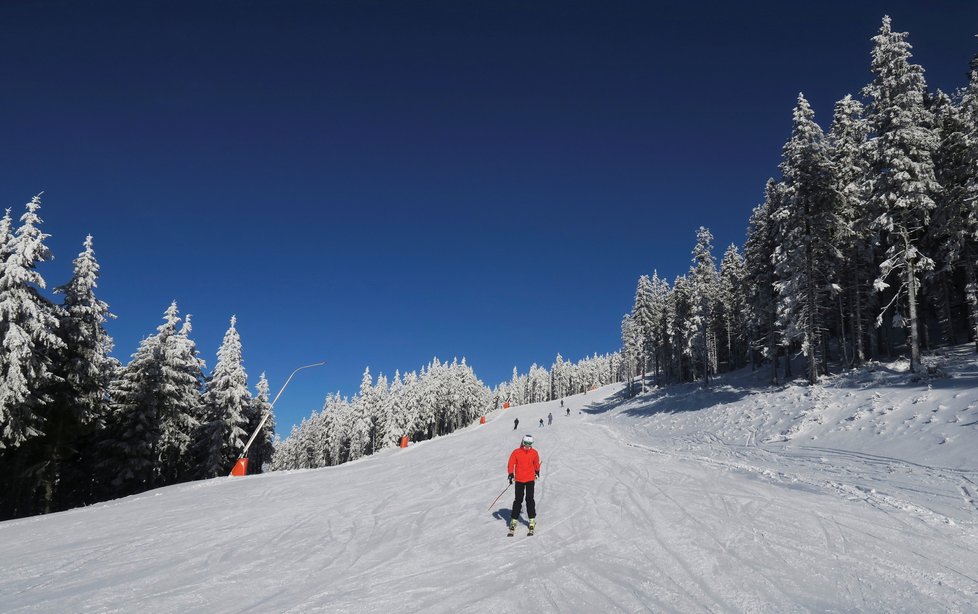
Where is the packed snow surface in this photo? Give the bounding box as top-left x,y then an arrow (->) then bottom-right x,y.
3,347 -> 978,612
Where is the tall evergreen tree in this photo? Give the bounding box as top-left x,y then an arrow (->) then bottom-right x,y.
348,367 -> 373,460
744,181 -> 785,384
719,244 -> 748,371
245,373 -> 275,473
863,16 -> 940,372
160,313 -> 206,482
197,316 -> 252,478
827,94 -> 873,365
631,274 -> 655,392
39,235 -> 116,512
0,195 -> 65,449
686,227 -> 719,387
774,93 -> 839,384
102,302 -> 202,494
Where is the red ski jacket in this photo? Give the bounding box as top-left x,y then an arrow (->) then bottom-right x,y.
507,447 -> 541,483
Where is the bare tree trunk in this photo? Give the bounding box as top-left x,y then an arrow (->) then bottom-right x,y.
839,293 -> 850,368
907,257 -> 921,373
966,261 -> 978,354
854,279 -> 866,365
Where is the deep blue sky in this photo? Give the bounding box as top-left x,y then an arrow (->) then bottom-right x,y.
2,1 -> 976,436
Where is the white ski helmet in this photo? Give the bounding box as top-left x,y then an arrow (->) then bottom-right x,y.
521,434 -> 534,446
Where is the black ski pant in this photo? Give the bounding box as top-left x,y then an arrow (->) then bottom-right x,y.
511,480 -> 536,520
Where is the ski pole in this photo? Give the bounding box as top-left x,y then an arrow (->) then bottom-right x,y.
487,482 -> 512,512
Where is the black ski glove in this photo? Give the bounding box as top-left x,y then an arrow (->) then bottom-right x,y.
508,473 -> 514,484
535,471 -> 540,479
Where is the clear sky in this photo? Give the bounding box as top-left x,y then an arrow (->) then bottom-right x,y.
2,1 -> 976,436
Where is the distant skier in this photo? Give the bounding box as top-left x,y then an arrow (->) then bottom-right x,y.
507,434 -> 541,536
566,407 -> 570,416
547,412 -> 553,426
539,418 -> 544,427
560,399 -> 564,408
513,418 -> 519,430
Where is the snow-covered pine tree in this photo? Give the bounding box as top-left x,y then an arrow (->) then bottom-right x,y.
347,367 -> 373,460
862,16 -> 940,372
40,235 -> 117,512
550,353 -> 566,400
0,195 -> 66,450
648,271 -> 671,386
385,371 -> 409,449
631,274 -> 655,392
961,59 -> 978,350
161,313 -> 206,483
101,302 -> 202,495
321,392 -> 349,466
197,316 -> 253,478
506,366 -> 522,406
270,424 -> 300,471
415,365 -> 437,440
621,313 -> 640,396
685,227 -> 719,387
101,307 -> 173,495
719,244 -> 748,371
927,90 -> 972,346
373,373 -> 394,451
744,181 -> 784,384
827,94 -> 873,366
399,370 -> 420,443
774,93 -> 840,384
245,373 -> 275,473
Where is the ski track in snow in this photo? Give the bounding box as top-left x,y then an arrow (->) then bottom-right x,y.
3,350 -> 978,613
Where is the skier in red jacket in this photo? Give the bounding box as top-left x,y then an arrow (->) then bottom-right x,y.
507,434 -> 541,535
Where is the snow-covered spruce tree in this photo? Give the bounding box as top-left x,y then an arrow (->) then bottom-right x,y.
196,316 -> 253,478
621,313 -> 640,396
39,235 -> 117,512
244,372 -> 275,473
927,90 -> 972,346
774,93 -> 840,384
347,367 -> 373,461
398,371 -> 420,443
719,244 -> 748,371
457,358 -> 489,424
685,227 -> 719,387
648,272 -> 671,386
827,94 -> 874,366
0,195 -> 66,450
527,362 -> 549,404
161,313 -> 206,482
415,365 -> 438,440
271,425 -> 300,471
961,61 -> 978,351
321,392 -> 350,466
667,275 -> 692,382
102,302 -> 203,495
743,181 -> 784,384
101,308 -> 172,495
550,353 -> 566,400
373,373 -> 396,451
631,274 -> 656,391
507,366 -> 523,406
862,16 -> 940,373
384,371 -> 409,449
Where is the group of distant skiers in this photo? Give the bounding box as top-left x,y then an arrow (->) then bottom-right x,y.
511,400 -> 570,432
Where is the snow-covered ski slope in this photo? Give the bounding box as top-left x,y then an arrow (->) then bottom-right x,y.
4,347 -> 978,613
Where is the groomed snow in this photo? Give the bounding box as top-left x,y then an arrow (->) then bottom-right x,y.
3,347 -> 978,612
